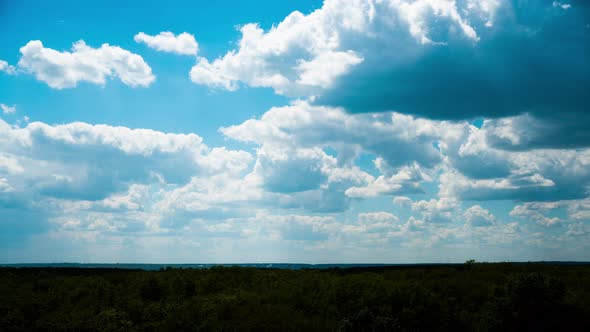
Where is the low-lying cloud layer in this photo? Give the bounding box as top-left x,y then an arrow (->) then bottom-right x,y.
1,98 -> 589,261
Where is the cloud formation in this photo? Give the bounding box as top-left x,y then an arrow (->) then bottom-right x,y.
134,31 -> 199,55
223,100 -> 590,212
190,0 -> 589,149
189,0 -> 486,96
463,205 -> 496,227
0,109 -> 587,261
0,104 -> 16,115
411,198 -> 459,224
317,1 -> 589,119
0,60 -> 17,75
440,124 -> 590,202
483,114 -> 590,150
222,101 -> 448,170
18,40 -> 155,89
0,118 -> 250,202
1,0 -> 589,262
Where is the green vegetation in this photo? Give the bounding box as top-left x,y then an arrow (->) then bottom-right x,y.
1,263 -> 589,331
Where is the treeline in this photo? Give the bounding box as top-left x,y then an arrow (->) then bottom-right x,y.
1,263 -> 589,331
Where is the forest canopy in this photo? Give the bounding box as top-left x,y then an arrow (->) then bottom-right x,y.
1,263 -> 589,331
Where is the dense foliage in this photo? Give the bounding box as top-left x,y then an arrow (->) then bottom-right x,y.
1,263 -> 589,331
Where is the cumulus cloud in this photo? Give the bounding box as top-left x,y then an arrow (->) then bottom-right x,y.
256,146 -> 331,193
507,198 -> 590,228
463,205 -> 496,227
142,124 -> 371,215
134,31 -> 199,55
393,196 -> 412,207
0,60 -> 17,75
0,153 -> 24,174
330,211 -> 402,238
275,214 -> 334,241
189,0 -> 485,96
216,99 -> 584,213
153,175 -> 257,221
510,203 -> 562,227
188,0 -> 589,149
567,199 -> 590,221
224,101 -> 567,213
221,101 -> 461,210
401,216 -> 427,233
222,101 -> 448,170
0,118 -> 251,202
318,1 -> 590,123
0,117 -> 268,249
248,145 -> 372,212
345,163 -> 428,198
18,40 -> 155,89
483,114 -> 590,150
0,115 -> 379,240
411,198 -> 459,223
202,0 -> 581,151
439,123 -> 590,202
0,104 -> 16,115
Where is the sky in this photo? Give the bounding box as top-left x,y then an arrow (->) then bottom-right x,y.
0,0 -> 589,263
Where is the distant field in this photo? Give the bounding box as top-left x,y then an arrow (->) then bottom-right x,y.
1,263 -> 589,331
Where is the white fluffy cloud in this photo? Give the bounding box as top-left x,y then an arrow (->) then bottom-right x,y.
0,117 -> 264,248
482,113 -> 590,150
189,0 -> 488,96
0,104 -> 16,115
358,211 -> 399,224
221,100 -> 590,214
393,196 -> 412,207
221,101 -> 461,210
0,60 -> 17,75
254,146 -> 331,193
510,203 -> 562,227
18,40 -> 155,89
411,197 -> 459,223
345,163 -> 428,198
222,101 -> 449,169
463,205 -> 496,227
439,123 -> 590,202
247,144 -> 372,212
0,106 -> 583,261
0,118 -> 251,202
134,31 -> 199,55
509,198 -> 590,227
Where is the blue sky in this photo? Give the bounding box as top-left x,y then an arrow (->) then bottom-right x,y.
0,0 -> 589,263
